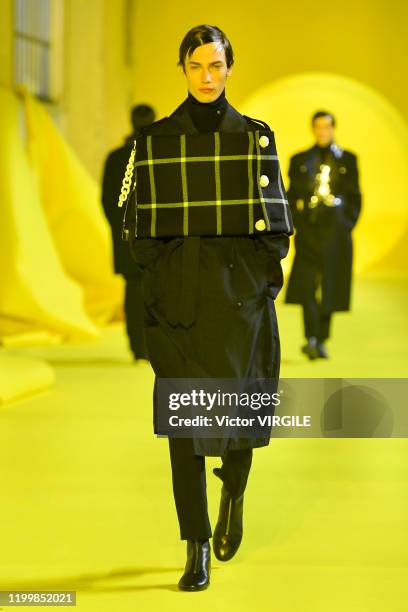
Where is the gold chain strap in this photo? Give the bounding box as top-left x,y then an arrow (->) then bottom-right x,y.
117,139 -> 136,208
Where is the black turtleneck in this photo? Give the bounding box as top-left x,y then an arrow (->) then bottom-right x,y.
186,88 -> 228,133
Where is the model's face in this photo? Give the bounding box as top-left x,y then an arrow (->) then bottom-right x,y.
312,116 -> 335,146
183,42 -> 232,102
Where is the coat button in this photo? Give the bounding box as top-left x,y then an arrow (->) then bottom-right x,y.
259,135 -> 269,148
255,219 -> 266,231
235,300 -> 243,309
259,174 -> 269,187
216,109 -> 221,115
339,166 -> 347,174
228,262 -> 235,269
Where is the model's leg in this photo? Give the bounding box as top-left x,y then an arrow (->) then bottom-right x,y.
301,267 -> 320,359
168,437 -> 212,540
212,448 -> 253,562
168,437 -> 211,591
319,311 -> 332,342
316,309 -> 332,358
214,448 -> 253,497
302,302 -> 319,339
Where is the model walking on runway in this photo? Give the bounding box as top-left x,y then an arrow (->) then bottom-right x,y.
119,24 -> 293,591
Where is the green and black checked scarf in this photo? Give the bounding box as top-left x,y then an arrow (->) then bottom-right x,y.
125,129 -> 293,238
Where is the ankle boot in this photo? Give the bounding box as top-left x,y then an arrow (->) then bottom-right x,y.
178,538 -> 211,591
213,484 -> 244,561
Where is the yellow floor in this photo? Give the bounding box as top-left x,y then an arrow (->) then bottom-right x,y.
0,270 -> 407,611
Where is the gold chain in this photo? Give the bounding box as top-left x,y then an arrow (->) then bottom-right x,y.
117,140 -> 136,208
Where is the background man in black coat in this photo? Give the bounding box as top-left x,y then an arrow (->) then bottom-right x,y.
101,105 -> 156,362
284,111 -> 362,359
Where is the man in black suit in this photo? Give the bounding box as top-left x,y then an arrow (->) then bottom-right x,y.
284,111 -> 362,359
101,105 -> 156,362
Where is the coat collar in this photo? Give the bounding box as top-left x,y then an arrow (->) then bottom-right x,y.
310,141 -> 344,159
165,97 -> 249,134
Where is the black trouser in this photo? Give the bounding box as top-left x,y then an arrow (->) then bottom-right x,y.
302,302 -> 332,342
123,273 -> 149,359
300,267 -> 332,342
168,438 -> 253,540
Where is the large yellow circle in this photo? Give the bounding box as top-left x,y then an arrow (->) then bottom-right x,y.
241,72 -> 408,273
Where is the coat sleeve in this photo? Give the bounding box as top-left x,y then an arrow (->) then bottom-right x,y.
343,154 -> 362,230
119,125 -> 169,272
253,232 -> 290,262
125,191 -> 168,272
252,154 -> 292,265
251,232 -> 290,300
251,150 -> 293,297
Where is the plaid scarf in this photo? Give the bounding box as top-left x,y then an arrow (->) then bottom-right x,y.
121,129 -> 293,238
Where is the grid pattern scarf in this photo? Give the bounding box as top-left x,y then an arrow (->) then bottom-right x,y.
123,129 -> 292,238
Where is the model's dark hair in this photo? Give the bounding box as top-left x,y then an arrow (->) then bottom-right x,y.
131,104 -> 155,132
312,110 -> 336,127
177,24 -> 234,70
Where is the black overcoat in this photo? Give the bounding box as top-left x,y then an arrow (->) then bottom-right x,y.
126,97 -> 293,456
284,144 -> 362,312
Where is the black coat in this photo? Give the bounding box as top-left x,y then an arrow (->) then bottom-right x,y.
284,144 -> 362,312
101,136 -> 141,277
126,97 -> 293,456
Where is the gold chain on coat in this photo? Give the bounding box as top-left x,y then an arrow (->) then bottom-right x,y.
117,139 -> 136,208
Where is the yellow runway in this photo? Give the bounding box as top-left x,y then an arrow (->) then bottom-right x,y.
0,270 -> 407,611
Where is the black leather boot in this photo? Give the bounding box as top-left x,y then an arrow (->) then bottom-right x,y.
213,484 -> 244,561
178,538 -> 211,591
